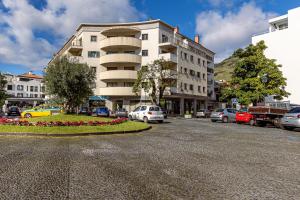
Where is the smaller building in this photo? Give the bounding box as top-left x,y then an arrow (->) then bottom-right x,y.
4,71 -> 46,108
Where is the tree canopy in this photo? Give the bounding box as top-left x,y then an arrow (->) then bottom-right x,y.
221,41 -> 289,105
133,58 -> 178,105
0,73 -> 7,107
45,56 -> 96,112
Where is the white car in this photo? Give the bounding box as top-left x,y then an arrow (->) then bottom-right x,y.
129,105 -> 164,123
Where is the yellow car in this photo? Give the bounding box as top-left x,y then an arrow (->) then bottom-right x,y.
21,108 -> 52,118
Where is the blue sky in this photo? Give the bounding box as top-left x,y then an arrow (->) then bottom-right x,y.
0,0 -> 300,75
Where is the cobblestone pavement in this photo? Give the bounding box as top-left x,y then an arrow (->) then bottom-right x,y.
0,118 -> 299,199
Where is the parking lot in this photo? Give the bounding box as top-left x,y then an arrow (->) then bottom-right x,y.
0,118 -> 299,199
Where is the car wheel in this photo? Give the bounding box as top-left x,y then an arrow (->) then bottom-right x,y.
222,117 -> 229,123
24,113 -> 32,118
283,126 -> 295,131
128,115 -> 133,121
158,120 -> 163,123
249,119 -> 255,126
143,116 -> 149,123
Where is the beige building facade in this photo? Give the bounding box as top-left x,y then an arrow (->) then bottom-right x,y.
50,20 -> 215,115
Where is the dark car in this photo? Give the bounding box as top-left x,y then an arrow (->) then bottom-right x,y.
7,106 -> 21,117
115,108 -> 128,118
93,107 -> 110,117
79,107 -> 91,115
161,108 -> 168,119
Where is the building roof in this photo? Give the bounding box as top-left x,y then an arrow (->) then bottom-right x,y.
18,72 -> 43,79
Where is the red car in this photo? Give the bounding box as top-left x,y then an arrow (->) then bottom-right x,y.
236,108 -> 254,124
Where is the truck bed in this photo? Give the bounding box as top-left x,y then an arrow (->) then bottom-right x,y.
248,106 -> 288,115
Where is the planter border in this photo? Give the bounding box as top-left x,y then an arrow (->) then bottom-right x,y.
0,126 -> 152,137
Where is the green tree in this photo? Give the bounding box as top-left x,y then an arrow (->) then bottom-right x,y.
45,56 -> 96,113
133,58 -> 178,105
0,73 -> 8,107
221,41 -> 289,105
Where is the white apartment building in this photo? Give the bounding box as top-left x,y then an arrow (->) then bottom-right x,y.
50,20 -> 215,115
252,7 -> 300,104
4,72 -> 46,107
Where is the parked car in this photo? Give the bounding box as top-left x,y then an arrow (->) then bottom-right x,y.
128,105 -> 164,123
7,106 -> 21,117
161,108 -> 168,119
115,108 -> 128,118
210,108 -> 237,123
236,108 -> 254,125
93,107 -> 110,117
79,107 -> 91,115
21,108 -> 52,118
280,107 -> 300,130
196,109 -> 211,118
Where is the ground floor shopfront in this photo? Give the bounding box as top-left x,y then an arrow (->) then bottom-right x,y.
95,94 -> 208,117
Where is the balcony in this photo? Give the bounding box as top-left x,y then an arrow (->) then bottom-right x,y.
159,37 -> 177,51
100,53 -> 141,66
99,87 -> 137,96
68,40 -> 82,56
100,37 -> 141,51
101,27 -> 140,37
99,70 -> 137,81
159,53 -> 177,63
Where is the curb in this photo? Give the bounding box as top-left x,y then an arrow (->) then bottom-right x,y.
0,126 -> 152,137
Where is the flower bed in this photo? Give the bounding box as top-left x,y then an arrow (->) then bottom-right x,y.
0,117 -> 127,127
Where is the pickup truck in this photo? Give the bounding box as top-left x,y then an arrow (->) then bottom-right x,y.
248,101 -> 290,127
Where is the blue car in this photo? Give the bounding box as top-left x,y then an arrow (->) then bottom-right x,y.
93,107 -> 110,117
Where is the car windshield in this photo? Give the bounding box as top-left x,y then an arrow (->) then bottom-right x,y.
215,109 -> 224,112
239,108 -> 248,112
149,107 -> 161,111
288,107 -> 300,113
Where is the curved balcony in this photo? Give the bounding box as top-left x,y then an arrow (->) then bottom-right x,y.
100,53 -> 141,66
100,37 -> 141,51
99,87 -> 137,96
101,27 -> 140,36
99,70 -> 137,81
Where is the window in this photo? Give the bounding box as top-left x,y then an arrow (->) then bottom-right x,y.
124,51 -> 135,54
40,86 -> 45,93
133,107 -> 140,112
124,66 -> 135,70
107,82 -> 118,87
162,34 -> 168,43
88,51 -> 100,58
190,70 -> 195,76
30,86 -> 34,92
149,107 -> 160,111
184,53 -> 187,60
184,68 -> 187,74
180,67 -> 183,73
198,58 -> 201,65
140,106 -> 147,111
142,34 -> 148,40
198,86 -> 201,93
190,55 -> 194,63
34,94 -> 38,98
34,86 -> 38,92
107,67 -> 118,71
124,82 -> 134,87
203,87 -> 206,93
180,51 -> 183,59
203,73 -> 206,80
189,85 -> 194,91
91,67 -> 97,74
30,94 -> 34,98
41,94 -> 45,98
7,85 -> 13,90
17,93 -> 23,98
288,107 -> 300,113
197,72 -> 200,78
142,50 -> 148,56
184,83 -> 187,90
90,35 -> 97,42
203,60 -> 206,67
17,85 -> 24,91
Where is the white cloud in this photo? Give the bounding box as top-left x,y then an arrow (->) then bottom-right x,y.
0,0 -> 141,70
196,2 -> 276,62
